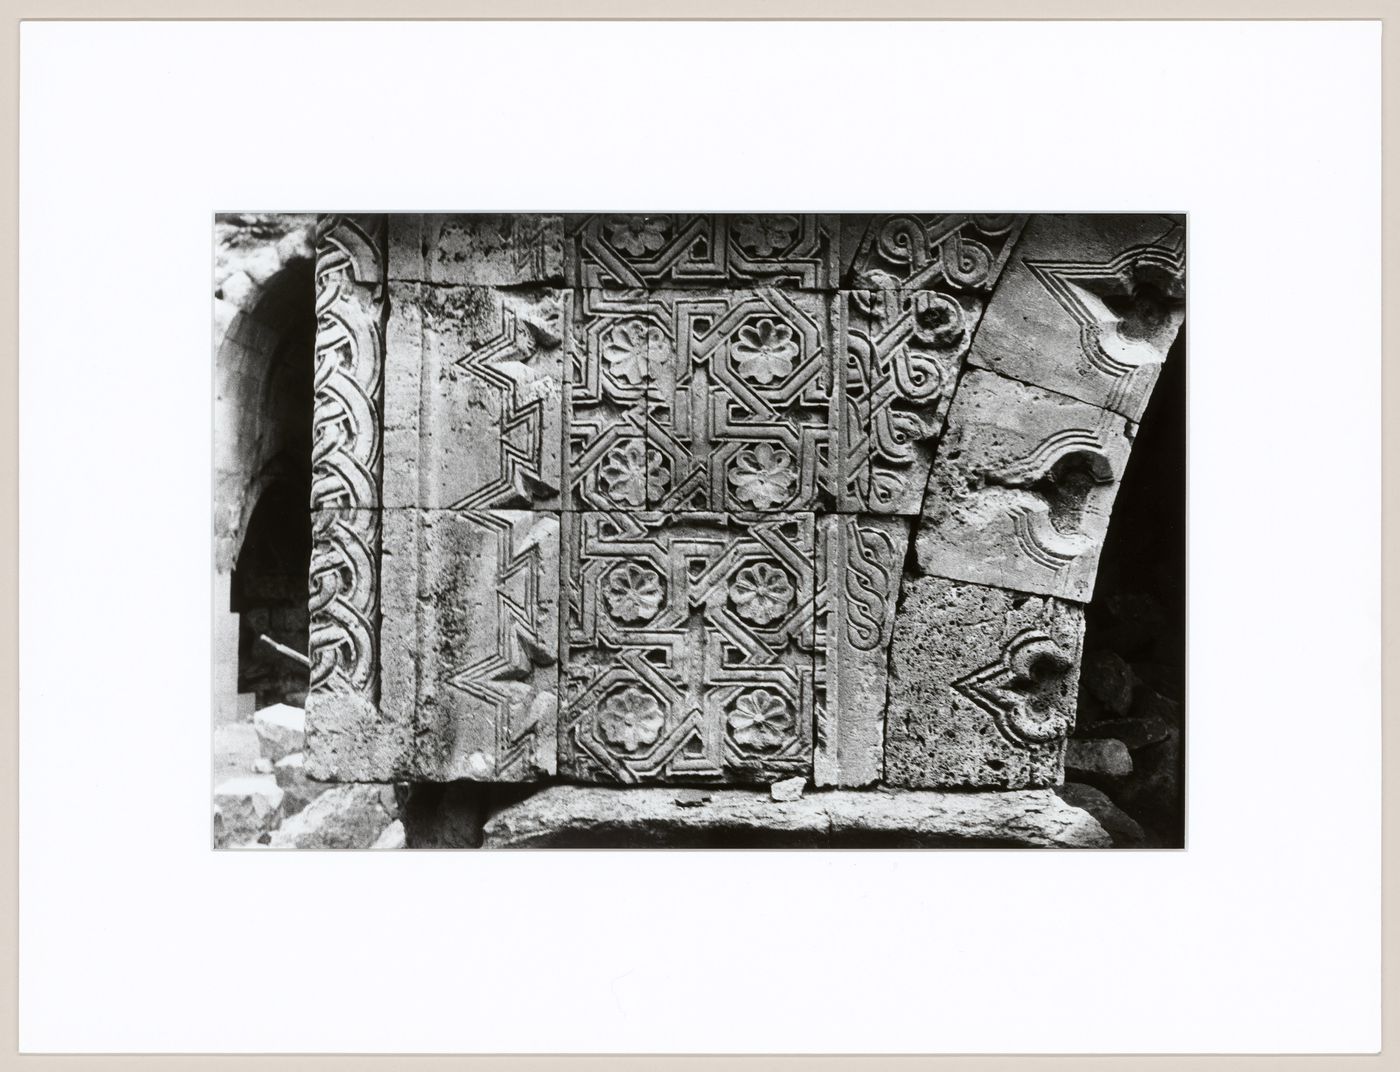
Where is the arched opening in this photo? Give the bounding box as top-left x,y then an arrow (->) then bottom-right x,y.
228,260 -> 316,707
232,469 -> 312,707
1073,331 -> 1187,846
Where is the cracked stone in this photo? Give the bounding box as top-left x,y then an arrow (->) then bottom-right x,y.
482,785 -> 1112,848
266,784 -> 399,850
770,777 -> 805,802
253,703 -> 305,762
213,775 -> 285,849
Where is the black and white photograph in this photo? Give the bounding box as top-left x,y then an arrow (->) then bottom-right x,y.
212,212 -> 1187,849
18,14 -> 1382,1059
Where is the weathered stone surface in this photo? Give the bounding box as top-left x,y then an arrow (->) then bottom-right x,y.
272,752 -> 319,816
965,213 -> 1185,421
916,370 -> 1134,601
312,216 -> 386,513
813,514 -> 910,787
840,214 -> 1027,293
306,508 -> 405,782
565,281 -> 846,516
839,289 -> 980,513
383,510 -> 559,782
770,776 -> 805,802
384,283 -> 566,510
253,703 -> 305,762
306,217 -> 390,782
213,776 -> 285,849
1055,783 -> 1147,848
568,214 -> 839,290
645,288 -> 838,511
482,785 -> 1111,848
885,574 -> 1083,789
559,511 -> 815,785
372,819 -> 406,849
565,289 -> 654,509
391,214 -> 564,286
1066,738 -> 1133,778
266,784 -> 399,850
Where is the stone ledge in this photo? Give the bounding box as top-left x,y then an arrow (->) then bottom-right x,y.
481,785 -> 1114,849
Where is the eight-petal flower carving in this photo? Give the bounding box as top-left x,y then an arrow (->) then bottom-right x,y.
599,439 -> 669,507
601,319 -> 652,387
732,318 -> 799,384
605,215 -> 668,256
602,562 -> 665,623
731,215 -> 800,257
598,685 -> 666,754
728,443 -> 797,510
728,561 -> 794,626
726,688 -> 794,753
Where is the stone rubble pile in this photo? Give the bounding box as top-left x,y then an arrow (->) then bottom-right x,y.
213,702 -> 404,850
1068,590 -> 1184,845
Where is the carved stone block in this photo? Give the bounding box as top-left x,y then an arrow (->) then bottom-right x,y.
383,283 -> 566,509
559,511 -> 815,784
916,370 -> 1134,601
814,515 -> 911,787
645,288 -> 838,512
390,213 -> 564,286
481,785 -> 1114,848
564,288 -> 655,509
313,215 -> 385,513
840,214 -> 1027,293
965,213 -> 1185,420
383,509 -> 560,782
306,508 -> 405,781
567,214 -> 839,290
307,216 -> 392,782
839,289 -> 982,513
884,574 -> 1084,789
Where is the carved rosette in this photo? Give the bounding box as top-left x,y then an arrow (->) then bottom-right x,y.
559,511 -> 816,785
309,215 -> 386,701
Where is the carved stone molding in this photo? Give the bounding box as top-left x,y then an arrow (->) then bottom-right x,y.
568,213 -> 839,291
307,215 -> 388,778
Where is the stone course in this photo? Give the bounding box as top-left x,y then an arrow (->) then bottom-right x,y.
481,785 -> 1114,849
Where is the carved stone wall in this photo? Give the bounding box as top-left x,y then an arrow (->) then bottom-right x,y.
306,213 -> 1185,794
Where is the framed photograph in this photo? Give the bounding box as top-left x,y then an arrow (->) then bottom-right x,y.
211,209 -> 1186,852
12,11 -> 1384,1063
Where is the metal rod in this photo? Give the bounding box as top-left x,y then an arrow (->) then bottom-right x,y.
257,633 -> 311,669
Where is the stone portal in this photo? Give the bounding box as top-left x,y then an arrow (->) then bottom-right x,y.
305,213 -> 1185,795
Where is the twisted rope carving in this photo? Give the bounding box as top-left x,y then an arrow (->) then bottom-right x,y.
309,217 -> 384,698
